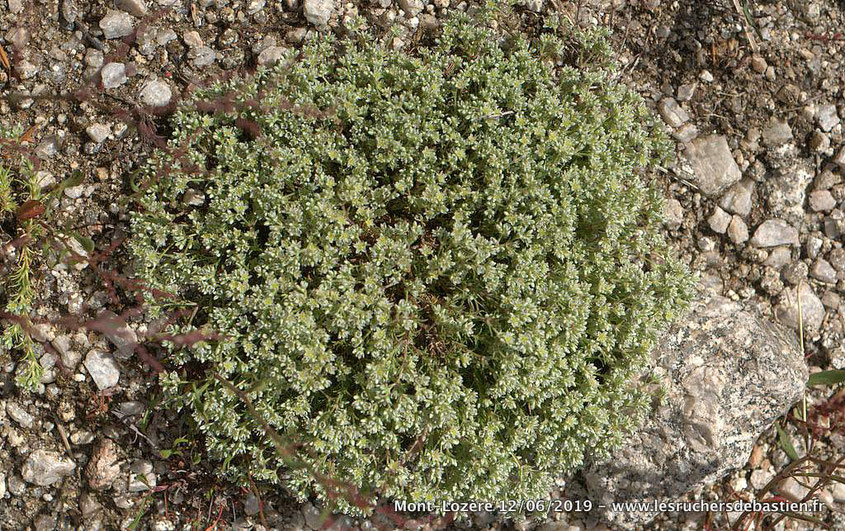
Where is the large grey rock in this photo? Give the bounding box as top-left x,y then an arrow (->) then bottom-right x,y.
579,296 -> 806,528
727,215 -> 749,244
22,450 -> 76,486
189,46 -> 216,68
86,123 -> 111,144
707,207 -> 731,234
684,135 -> 742,197
763,246 -> 792,269
815,169 -> 842,190
247,0 -> 266,14
809,190 -> 837,212
825,209 -> 845,240
35,136 -> 59,159
61,0 -> 79,27
810,259 -> 837,284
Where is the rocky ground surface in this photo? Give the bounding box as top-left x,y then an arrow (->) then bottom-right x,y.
578,295 -> 809,529
0,0 -> 843,529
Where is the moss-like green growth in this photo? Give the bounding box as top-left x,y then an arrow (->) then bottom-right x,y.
1,129 -> 48,391
130,15 -> 693,513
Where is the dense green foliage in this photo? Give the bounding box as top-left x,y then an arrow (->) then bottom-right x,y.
130,16 -> 693,513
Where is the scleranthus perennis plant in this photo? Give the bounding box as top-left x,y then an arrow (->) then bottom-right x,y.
130,15 -> 694,514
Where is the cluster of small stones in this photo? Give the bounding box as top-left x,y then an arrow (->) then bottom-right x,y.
657,30 -> 844,351
633,0 -> 845,528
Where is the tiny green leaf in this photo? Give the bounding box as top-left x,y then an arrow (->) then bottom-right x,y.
51,170 -> 83,197
807,369 -> 845,387
73,233 -> 96,254
776,423 -> 799,461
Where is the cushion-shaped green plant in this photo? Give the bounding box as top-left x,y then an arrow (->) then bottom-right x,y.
130,14 -> 693,514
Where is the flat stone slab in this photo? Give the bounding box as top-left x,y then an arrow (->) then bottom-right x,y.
750,219 -> 800,248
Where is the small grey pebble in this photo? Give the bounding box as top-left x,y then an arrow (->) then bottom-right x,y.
99,10 -> 135,40
100,62 -> 127,89
139,79 -> 172,107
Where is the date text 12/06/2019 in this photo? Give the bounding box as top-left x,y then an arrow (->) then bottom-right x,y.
394,499 -> 593,514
